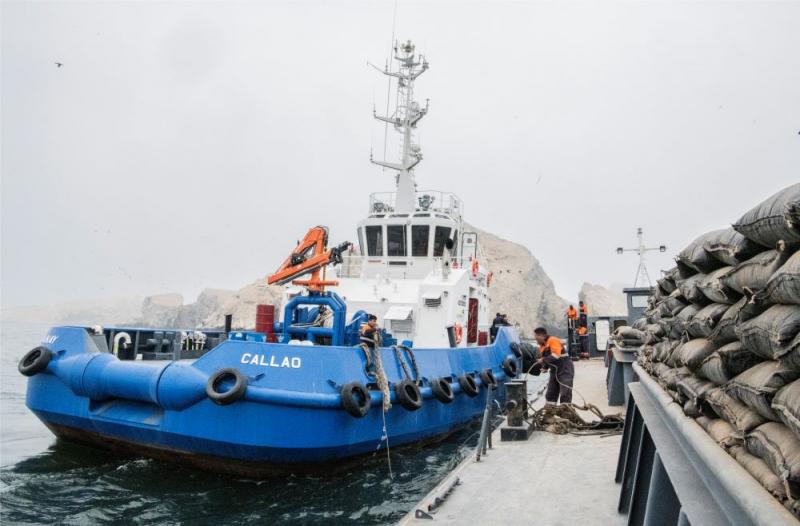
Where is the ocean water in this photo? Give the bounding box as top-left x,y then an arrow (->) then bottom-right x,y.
0,321 -> 489,525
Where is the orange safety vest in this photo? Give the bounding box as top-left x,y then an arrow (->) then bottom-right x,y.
580,305 -> 588,315
567,307 -> 578,320
542,335 -> 563,358
577,326 -> 587,336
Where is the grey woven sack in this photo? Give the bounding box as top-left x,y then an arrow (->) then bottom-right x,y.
696,266 -> 741,305
757,251 -> 800,307
677,230 -> 728,275
727,361 -> 800,421
703,227 -> 765,267
678,338 -> 717,371
736,304 -> 800,367
773,379 -> 800,439
733,183 -> 800,248
696,341 -> 764,385
705,387 -> 767,433
721,243 -> 790,295
686,303 -> 729,338
745,422 -> 800,496
729,444 -> 788,499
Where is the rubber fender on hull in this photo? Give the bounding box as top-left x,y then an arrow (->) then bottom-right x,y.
395,379 -> 423,411
18,347 -> 52,377
206,368 -> 248,405
340,381 -> 371,417
458,374 -> 480,397
479,369 -> 497,389
502,356 -> 519,378
430,377 -> 455,403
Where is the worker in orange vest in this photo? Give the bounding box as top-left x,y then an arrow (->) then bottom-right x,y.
567,305 -> 578,320
577,325 -> 589,358
534,327 -> 574,404
578,301 -> 588,329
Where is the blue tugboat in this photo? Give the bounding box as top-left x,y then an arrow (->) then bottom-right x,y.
18,40 -> 521,475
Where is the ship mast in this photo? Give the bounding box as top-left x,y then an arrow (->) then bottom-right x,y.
370,40 -> 429,214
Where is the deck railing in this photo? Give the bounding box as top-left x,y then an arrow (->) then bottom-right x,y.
368,190 -> 463,219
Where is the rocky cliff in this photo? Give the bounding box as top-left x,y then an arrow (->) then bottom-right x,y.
139,226 -> 573,336
578,282 -> 628,317
468,225 -> 570,336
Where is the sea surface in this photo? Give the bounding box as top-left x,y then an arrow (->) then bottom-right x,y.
0,320 -> 497,525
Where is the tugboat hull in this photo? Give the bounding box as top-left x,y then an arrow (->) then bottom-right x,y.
24,326 -> 519,474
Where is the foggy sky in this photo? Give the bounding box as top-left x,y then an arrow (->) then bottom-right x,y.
2,0 -> 799,308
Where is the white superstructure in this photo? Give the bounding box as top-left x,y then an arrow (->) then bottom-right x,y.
283,41 -> 491,348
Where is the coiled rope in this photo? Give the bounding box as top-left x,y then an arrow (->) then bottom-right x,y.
392,344 -> 420,385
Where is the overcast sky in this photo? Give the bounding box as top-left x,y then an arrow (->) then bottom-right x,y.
2,0 -> 799,308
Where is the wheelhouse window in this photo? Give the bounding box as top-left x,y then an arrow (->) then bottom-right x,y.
452,229 -> 459,257
366,225 -> 383,256
433,226 -> 452,257
387,225 -> 407,256
411,225 -> 430,257
357,227 -> 365,255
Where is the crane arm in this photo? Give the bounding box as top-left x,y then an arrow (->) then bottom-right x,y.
267,226 -> 351,292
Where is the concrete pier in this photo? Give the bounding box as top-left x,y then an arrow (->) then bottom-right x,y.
400,359 -> 625,525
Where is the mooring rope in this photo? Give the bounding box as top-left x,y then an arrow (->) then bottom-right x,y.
361,343 -> 391,412
392,345 -> 420,385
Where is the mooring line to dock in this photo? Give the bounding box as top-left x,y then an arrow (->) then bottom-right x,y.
380,407 -> 394,479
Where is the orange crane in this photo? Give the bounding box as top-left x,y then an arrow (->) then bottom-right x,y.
267,226 -> 351,293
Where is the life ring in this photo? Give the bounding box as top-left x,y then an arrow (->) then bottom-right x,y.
395,379 -> 423,411
18,346 -> 52,377
454,323 -> 463,345
471,259 -> 479,277
431,377 -> 455,404
502,356 -> 519,378
479,368 -> 497,389
341,381 -> 371,418
486,271 -> 493,287
206,368 -> 247,405
458,374 -> 479,397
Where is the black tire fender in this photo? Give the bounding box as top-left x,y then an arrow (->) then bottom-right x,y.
502,356 -> 519,378
457,374 -> 479,398
19,346 -> 52,377
206,368 -> 247,405
341,381 -> 371,418
479,368 -> 497,390
395,379 -> 423,411
510,342 -> 523,359
430,377 -> 455,404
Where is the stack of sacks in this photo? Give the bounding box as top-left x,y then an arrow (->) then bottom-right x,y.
636,183 -> 800,513
610,326 -> 648,350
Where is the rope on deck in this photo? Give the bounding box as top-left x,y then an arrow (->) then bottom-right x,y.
529,403 -> 624,436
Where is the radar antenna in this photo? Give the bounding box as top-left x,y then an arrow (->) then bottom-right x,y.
616,227 -> 667,287
369,40 -> 429,214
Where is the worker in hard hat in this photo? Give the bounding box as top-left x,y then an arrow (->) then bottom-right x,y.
534,327 -> 574,405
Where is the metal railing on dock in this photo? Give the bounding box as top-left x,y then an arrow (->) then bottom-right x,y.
475,382 -> 495,461
616,363 -> 796,526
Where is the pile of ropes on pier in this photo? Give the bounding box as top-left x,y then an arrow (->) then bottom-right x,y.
516,356 -> 625,436
529,402 -> 624,436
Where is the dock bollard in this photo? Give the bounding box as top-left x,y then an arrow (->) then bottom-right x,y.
500,380 -> 535,441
